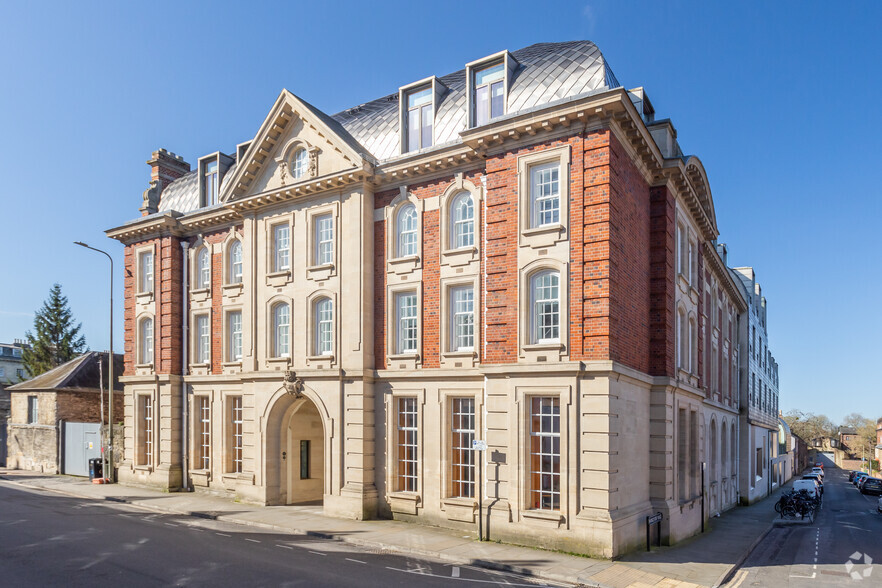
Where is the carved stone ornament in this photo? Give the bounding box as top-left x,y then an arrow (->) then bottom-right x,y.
278,160 -> 288,184
283,370 -> 304,398
140,179 -> 161,215
308,148 -> 318,178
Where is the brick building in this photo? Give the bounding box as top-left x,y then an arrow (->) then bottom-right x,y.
106,41 -> 746,557
6,351 -> 123,473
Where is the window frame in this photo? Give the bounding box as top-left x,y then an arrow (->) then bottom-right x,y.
530,270 -> 561,345
228,395 -> 243,474
27,395 -> 38,424
449,285 -> 475,353
449,396 -> 476,499
404,85 -> 433,153
194,313 -> 211,366
398,77 -> 443,155
194,395 -> 211,472
292,147 -> 308,180
519,260 -> 569,361
270,300 -> 291,359
473,62 -> 506,127
138,316 -> 154,366
465,51 -> 515,129
450,191 -> 475,250
305,204 -> 339,279
396,203 -> 419,259
138,249 -> 154,295
196,246 -> 211,290
271,222 -> 291,273
517,146 -> 571,248
396,396 -> 419,493
440,276 -> 480,365
396,291 -> 419,355
314,296 -> 334,357
136,393 -> 153,467
227,239 -> 243,285
313,213 -> 334,266
386,191 -> 423,275
226,310 -> 243,363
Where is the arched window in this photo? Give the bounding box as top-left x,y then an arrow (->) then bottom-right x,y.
292,148 -> 308,179
530,270 -> 560,344
272,302 -> 290,358
689,316 -> 697,374
451,192 -> 474,249
315,297 -> 333,356
228,240 -> 242,284
140,317 -> 154,364
677,308 -> 687,370
396,203 -> 418,258
197,247 -> 210,289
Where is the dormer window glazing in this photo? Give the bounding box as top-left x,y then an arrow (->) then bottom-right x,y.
406,87 -> 433,152
474,63 -> 505,126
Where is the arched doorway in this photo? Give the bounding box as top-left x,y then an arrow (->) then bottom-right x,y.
282,397 -> 325,505
265,391 -> 328,507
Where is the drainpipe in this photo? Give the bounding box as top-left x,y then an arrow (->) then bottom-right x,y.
181,241 -> 191,491
480,174 -> 489,539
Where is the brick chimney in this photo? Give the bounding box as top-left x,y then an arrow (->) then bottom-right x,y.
140,149 -> 191,216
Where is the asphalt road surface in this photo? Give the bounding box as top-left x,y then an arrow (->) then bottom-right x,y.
728,461 -> 882,587
0,481 -> 564,587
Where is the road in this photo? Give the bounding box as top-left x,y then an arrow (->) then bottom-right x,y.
0,481 -> 563,587
728,461 -> 882,587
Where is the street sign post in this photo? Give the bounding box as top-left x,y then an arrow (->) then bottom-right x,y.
473,440 -> 487,540
646,512 -> 663,551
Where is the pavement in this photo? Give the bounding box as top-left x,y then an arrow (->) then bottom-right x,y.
0,468 -> 789,587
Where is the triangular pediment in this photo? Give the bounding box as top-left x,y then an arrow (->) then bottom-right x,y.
221,90 -> 371,201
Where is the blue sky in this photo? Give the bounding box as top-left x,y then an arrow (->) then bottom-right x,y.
0,1 -> 878,423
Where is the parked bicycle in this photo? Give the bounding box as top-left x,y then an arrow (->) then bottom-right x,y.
774,489 -> 821,521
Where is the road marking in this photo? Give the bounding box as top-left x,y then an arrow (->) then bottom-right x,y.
245,538 -> 260,543
452,566 -> 461,578
790,573 -> 817,579
385,566 -> 557,586
164,523 -> 177,527
728,569 -> 748,588
345,558 -> 366,564
276,544 -> 293,549
309,551 -> 327,556
215,532 -> 231,537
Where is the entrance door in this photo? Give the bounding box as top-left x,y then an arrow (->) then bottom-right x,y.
284,398 -> 324,505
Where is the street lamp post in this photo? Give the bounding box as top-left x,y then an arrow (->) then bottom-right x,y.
74,241 -> 114,483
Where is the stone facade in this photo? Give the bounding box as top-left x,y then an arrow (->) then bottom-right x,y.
106,41 -> 749,557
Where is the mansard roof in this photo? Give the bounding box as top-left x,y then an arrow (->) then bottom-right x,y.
331,40 -> 619,162
156,40 -> 620,214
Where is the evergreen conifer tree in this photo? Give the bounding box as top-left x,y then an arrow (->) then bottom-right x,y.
21,283 -> 87,376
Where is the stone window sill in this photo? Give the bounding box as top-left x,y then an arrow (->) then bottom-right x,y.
223,283 -> 244,297
135,291 -> 154,303
266,270 -> 292,287
388,491 -> 421,515
388,255 -> 420,275
522,508 -> 564,528
441,247 -> 477,267
521,223 -> 565,248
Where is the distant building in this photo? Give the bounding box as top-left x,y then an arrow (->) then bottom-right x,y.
837,426 -> 858,454
0,340 -> 29,466
731,267 -> 781,504
6,352 -> 123,475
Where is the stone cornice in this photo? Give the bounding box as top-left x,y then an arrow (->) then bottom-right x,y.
106,213 -> 184,244
226,167 -> 369,213
703,242 -> 749,312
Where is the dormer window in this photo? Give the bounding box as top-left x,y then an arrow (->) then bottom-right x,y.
474,63 -> 505,126
292,148 -> 307,179
204,160 -> 219,205
405,87 -> 433,153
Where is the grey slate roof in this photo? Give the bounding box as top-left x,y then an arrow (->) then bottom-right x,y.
7,352 -> 123,394
158,40 -> 620,214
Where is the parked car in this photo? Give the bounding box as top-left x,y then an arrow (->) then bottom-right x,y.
858,475 -> 874,491
878,495 -> 882,513
861,478 -> 882,496
811,467 -> 825,479
793,478 -> 822,499
854,472 -> 869,487
802,474 -> 824,495
814,462 -> 824,470
849,470 -> 859,482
